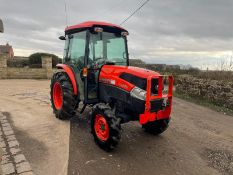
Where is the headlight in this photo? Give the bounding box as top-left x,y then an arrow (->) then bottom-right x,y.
130,87 -> 146,100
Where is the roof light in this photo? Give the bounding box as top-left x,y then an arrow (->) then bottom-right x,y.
94,27 -> 103,33
121,31 -> 129,36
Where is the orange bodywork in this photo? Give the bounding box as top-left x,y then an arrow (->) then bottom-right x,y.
56,64 -> 78,95
140,75 -> 174,124
100,65 -> 174,124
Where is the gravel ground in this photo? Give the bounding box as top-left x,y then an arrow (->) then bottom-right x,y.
0,80 -> 70,175
0,112 -> 33,175
68,96 -> 233,175
0,80 -> 233,175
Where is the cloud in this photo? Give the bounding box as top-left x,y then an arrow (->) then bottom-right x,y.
0,0 -> 232,69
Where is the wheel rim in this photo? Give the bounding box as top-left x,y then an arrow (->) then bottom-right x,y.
94,114 -> 109,141
53,82 -> 63,110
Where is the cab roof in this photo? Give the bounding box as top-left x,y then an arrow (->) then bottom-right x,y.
65,21 -> 128,34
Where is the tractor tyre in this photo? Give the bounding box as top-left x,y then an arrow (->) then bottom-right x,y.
50,72 -> 78,120
91,103 -> 122,151
142,119 -> 170,135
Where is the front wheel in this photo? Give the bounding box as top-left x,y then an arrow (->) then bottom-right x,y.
142,119 -> 170,135
50,72 -> 78,119
91,104 -> 122,151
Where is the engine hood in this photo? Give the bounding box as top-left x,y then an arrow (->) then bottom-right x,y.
100,65 -> 161,79
99,65 -> 161,91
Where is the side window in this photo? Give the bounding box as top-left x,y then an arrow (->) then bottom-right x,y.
67,31 -> 86,70
89,40 -> 103,60
89,34 -> 104,67
107,38 -> 125,60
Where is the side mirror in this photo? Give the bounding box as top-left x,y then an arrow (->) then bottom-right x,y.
59,36 -> 66,40
0,19 -> 4,33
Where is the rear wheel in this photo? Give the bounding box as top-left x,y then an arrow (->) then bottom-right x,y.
142,119 -> 170,135
50,72 -> 79,119
91,104 -> 121,151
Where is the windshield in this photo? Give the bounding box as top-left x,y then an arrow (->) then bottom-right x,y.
89,32 -> 128,67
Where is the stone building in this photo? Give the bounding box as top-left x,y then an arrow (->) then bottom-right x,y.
0,43 -> 14,58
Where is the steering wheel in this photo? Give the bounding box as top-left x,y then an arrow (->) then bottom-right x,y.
94,58 -> 106,68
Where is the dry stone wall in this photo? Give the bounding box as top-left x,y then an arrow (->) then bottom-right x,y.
0,54 -> 54,79
6,68 -> 47,79
176,75 -> 233,110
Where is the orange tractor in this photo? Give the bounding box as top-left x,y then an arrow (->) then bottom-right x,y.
50,21 -> 173,151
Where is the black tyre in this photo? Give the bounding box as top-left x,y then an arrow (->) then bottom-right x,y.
142,119 -> 170,135
50,72 -> 79,119
91,103 -> 122,151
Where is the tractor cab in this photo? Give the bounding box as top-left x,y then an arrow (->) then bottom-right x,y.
60,21 -> 129,104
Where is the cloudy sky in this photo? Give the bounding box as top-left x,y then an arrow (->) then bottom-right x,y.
0,0 -> 233,69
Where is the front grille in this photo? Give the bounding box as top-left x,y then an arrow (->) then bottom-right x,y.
151,78 -> 159,95
150,99 -> 163,112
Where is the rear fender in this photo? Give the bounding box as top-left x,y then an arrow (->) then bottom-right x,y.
56,64 -> 78,95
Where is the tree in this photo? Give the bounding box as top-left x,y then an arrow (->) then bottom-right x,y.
28,52 -> 62,68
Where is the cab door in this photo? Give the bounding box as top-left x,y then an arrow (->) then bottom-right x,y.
84,66 -> 100,104
83,32 -> 102,104
65,31 -> 87,101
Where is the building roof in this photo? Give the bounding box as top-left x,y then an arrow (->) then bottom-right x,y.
65,21 -> 128,33
0,43 -> 13,54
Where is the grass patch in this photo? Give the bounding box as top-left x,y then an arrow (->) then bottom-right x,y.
174,91 -> 233,117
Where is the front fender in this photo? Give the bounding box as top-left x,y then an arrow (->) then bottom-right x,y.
56,64 -> 78,95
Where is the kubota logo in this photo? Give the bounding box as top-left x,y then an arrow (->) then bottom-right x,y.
99,78 -> 116,85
